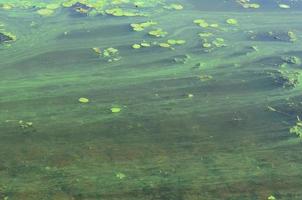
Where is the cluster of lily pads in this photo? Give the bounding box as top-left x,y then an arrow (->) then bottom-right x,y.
130,21 -> 157,32
92,47 -> 121,62
0,0 -> 180,17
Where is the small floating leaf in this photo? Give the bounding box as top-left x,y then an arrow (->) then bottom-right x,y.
79,97 -> 89,103
226,18 -> 238,25
111,107 -> 121,113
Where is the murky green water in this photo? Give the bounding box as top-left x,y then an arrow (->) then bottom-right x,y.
1,0 -> 302,199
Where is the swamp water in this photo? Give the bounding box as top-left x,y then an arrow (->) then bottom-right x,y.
1,0 -> 302,199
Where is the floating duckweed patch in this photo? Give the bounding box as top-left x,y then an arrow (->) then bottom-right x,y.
0,31 -> 16,43
148,28 -> 168,37
78,97 -> 89,103
290,120 -> 302,138
194,19 -> 209,28
130,21 -> 157,31
111,107 -> 121,113
226,18 -> 238,25
212,38 -> 226,47
37,8 -> 55,16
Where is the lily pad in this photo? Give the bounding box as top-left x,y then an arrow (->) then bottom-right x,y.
226,18 -> 238,25
111,107 -> 121,113
79,97 -> 89,103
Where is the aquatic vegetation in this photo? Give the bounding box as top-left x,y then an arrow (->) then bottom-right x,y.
288,31 -> 297,42
102,47 -> 121,62
78,97 -> 89,103
226,18 -> 238,25
164,3 -> 183,10
199,75 -> 213,81
202,43 -> 212,48
167,39 -> 186,45
37,8 -> 55,16
92,47 -> 102,55
212,38 -> 226,47
282,56 -> 301,65
268,69 -> 299,88
279,4 -> 290,9
0,31 -> 16,43
173,54 -> 191,64
111,107 -> 121,113
132,44 -> 141,49
159,42 -> 171,48
105,8 -> 140,17
140,42 -> 151,47
19,120 -> 33,129
237,0 -> 260,9
148,28 -> 168,37
130,21 -> 157,32
268,195 -> 276,200
194,19 -> 209,28
188,94 -> 194,98
290,119 -> 302,138
199,32 -> 213,37
116,172 -> 126,179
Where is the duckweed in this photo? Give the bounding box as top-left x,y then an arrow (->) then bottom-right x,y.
132,44 -> 141,49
